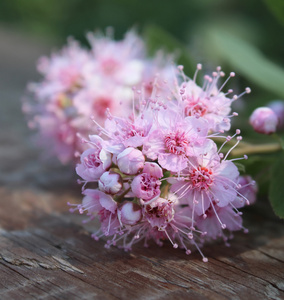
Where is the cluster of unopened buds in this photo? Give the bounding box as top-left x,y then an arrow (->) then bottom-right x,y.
69,63 -> 258,262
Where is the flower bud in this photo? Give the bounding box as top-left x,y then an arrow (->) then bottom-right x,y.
99,171 -> 123,195
249,107 -> 278,134
131,162 -> 162,201
118,202 -> 142,225
117,147 -> 145,175
268,100 -> 284,129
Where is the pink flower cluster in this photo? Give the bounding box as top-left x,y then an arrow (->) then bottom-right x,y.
24,30 -> 173,163
70,64 -> 257,261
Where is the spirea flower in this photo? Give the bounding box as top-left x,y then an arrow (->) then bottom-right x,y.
69,64 -> 256,262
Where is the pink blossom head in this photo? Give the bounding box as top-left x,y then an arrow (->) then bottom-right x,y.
99,171 -> 123,195
249,107 -> 278,134
117,147 -> 145,175
143,198 -> 175,230
118,202 -> 142,225
131,162 -> 163,202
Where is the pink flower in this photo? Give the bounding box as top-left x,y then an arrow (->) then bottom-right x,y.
143,197 -> 175,230
99,171 -> 123,195
88,29 -> 145,86
181,80 -> 232,132
249,107 -> 278,134
143,109 -> 209,173
73,83 -> 133,126
131,162 -> 163,202
103,102 -> 155,155
117,147 -> 145,175
170,140 -> 239,217
80,189 -> 120,237
177,65 -> 251,132
195,204 -> 243,240
76,135 -> 112,181
81,189 -> 117,215
36,38 -> 90,97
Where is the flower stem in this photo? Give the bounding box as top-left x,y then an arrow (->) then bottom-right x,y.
115,187 -> 131,203
231,142 -> 282,157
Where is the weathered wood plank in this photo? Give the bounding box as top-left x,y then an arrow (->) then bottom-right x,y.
0,188 -> 283,299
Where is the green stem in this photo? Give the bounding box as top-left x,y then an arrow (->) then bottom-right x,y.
231,142 -> 282,157
115,187 -> 131,203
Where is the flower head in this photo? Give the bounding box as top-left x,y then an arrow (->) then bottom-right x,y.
69,63 -> 253,262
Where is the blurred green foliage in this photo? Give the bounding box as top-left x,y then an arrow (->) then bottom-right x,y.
270,152 -> 284,218
0,0 -> 282,59
1,0 -> 284,216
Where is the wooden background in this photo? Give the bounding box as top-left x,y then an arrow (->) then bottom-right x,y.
0,27 -> 283,299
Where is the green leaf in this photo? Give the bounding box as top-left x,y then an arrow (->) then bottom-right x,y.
269,151 -> 284,218
264,0 -> 284,26
207,29 -> 284,98
144,25 -> 195,74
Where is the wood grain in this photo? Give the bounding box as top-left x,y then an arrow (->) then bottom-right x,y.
0,188 -> 283,300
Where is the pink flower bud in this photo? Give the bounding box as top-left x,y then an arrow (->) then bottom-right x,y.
131,162 -> 162,201
99,171 -> 123,195
117,147 -> 145,175
268,100 -> 284,129
118,202 -> 142,225
249,107 -> 278,134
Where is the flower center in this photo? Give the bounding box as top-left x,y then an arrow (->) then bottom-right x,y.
164,130 -> 189,155
85,152 -> 101,168
145,200 -> 173,223
123,125 -> 145,140
141,174 -> 161,196
185,98 -> 207,117
190,166 -> 213,190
